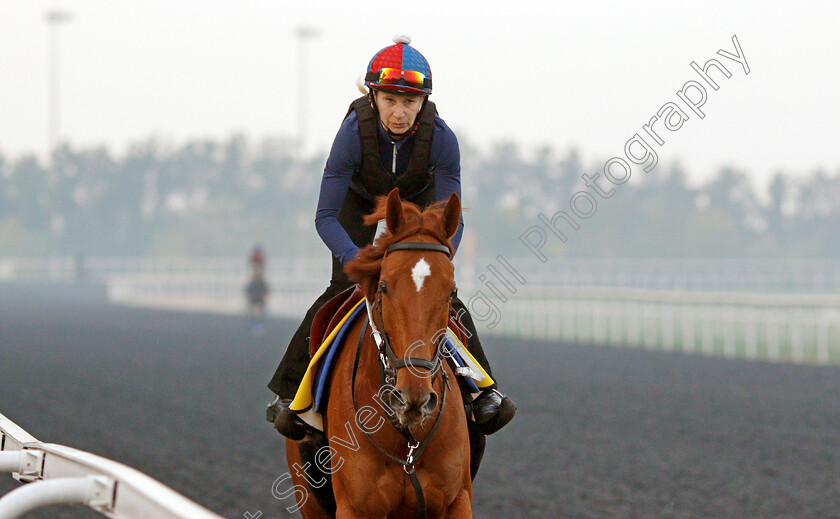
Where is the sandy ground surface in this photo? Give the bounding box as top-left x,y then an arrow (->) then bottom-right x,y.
1,282 -> 840,518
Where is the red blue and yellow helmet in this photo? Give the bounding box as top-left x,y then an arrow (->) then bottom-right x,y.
365,35 -> 432,96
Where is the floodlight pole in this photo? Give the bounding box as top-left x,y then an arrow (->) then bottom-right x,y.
295,26 -> 319,159
45,10 -> 73,161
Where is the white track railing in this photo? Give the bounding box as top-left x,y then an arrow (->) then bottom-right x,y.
6,256 -> 840,366
106,272 -> 326,319
0,413 -> 224,519
5,256 -> 840,293
104,275 -> 840,365
489,288 -> 840,365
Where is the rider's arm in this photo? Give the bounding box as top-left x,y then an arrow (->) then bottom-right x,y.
432,116 -> 465,253
315,114 -> 363,265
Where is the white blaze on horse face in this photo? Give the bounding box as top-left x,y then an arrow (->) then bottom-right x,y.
411,258 -> 431,292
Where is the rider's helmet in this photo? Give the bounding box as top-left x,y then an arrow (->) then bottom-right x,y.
364,35 -> 432,96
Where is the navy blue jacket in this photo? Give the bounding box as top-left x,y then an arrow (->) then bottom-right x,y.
315,109 -> 464,265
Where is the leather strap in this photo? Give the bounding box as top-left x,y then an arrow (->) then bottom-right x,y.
385,242 -> 451,258
350,320 -> 448,519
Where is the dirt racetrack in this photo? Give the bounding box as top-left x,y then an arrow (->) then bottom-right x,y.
1,282 -> 839,518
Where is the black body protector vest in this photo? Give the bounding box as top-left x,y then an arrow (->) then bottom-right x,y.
347,95 -> 437,205
336,96 -> 438,253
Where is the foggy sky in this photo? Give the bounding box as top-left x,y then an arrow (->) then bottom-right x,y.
2,0 -> 839,189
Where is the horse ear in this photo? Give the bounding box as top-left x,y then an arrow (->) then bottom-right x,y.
442,192 -> 461,239
385,188 -> 404,234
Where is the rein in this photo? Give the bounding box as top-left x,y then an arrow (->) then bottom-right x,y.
350,240 -> 452,519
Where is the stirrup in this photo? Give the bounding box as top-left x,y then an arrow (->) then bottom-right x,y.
266,395 -> 308,440
471,389 -> 516,435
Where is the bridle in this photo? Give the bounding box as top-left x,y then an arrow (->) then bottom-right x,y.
367,241 -> 452,386
350,239 -> 453,519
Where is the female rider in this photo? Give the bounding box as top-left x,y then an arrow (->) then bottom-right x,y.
267,35 -> 515,442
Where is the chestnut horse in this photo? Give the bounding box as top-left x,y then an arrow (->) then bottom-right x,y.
286,189 -> 472,518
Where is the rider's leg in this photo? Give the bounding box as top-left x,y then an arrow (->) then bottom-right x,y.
267,256 -> 354,438
268,256 -> 353,397
269,192 -> 378,438
450,295 -> 516,436
450,296 -> 494,380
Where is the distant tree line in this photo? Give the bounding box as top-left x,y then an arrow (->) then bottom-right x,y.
462,142 -> 840,258
1,136 -> 838,258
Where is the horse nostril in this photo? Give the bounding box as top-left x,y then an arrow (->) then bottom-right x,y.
387,389 -> 407,412
422,391 -> 439,414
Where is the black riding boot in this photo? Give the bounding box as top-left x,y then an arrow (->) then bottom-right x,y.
450,296 -> 517,436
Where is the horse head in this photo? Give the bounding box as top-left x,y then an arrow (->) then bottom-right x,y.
346,188 -> 461,428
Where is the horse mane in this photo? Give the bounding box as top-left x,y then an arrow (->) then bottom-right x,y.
345,197 -> 454,300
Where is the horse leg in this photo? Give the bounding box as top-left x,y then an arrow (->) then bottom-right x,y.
297,432 -> 337,515
335,506 -> 382,519
467,420 -> 486,480
332,476 -> 389,519
442,489 -> 473,519
333,493 -> 387,519
284,438 -> 331,519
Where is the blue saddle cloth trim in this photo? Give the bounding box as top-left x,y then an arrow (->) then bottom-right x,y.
313,303 -> 366,413
444,338 -> 480,394
310,305 -> 481,413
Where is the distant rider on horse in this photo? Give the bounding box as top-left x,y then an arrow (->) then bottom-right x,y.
267,35 -> 515,442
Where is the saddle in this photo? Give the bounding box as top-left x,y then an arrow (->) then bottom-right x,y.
310,284 -> 475,354
310,285 -> 477,380
310,285 -> 364,358
291,283 -> 494,421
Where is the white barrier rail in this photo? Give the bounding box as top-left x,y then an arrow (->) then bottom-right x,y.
5,256 -> 840,293
106,272 -> 326,319
488,288 -> 840,365
0,256 -> 331,285
0,413 -> 224,519
6,255 -> 840,366
103,273 -> 840,366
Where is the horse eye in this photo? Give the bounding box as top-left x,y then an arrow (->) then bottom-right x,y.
379,282 -> 388,295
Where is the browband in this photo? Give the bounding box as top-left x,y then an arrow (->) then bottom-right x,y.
385,242 -> 451,258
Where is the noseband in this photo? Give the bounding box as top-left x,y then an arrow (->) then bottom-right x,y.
350,240 -> 453,519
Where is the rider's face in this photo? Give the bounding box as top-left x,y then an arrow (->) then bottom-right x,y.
373,90 -> 425,138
